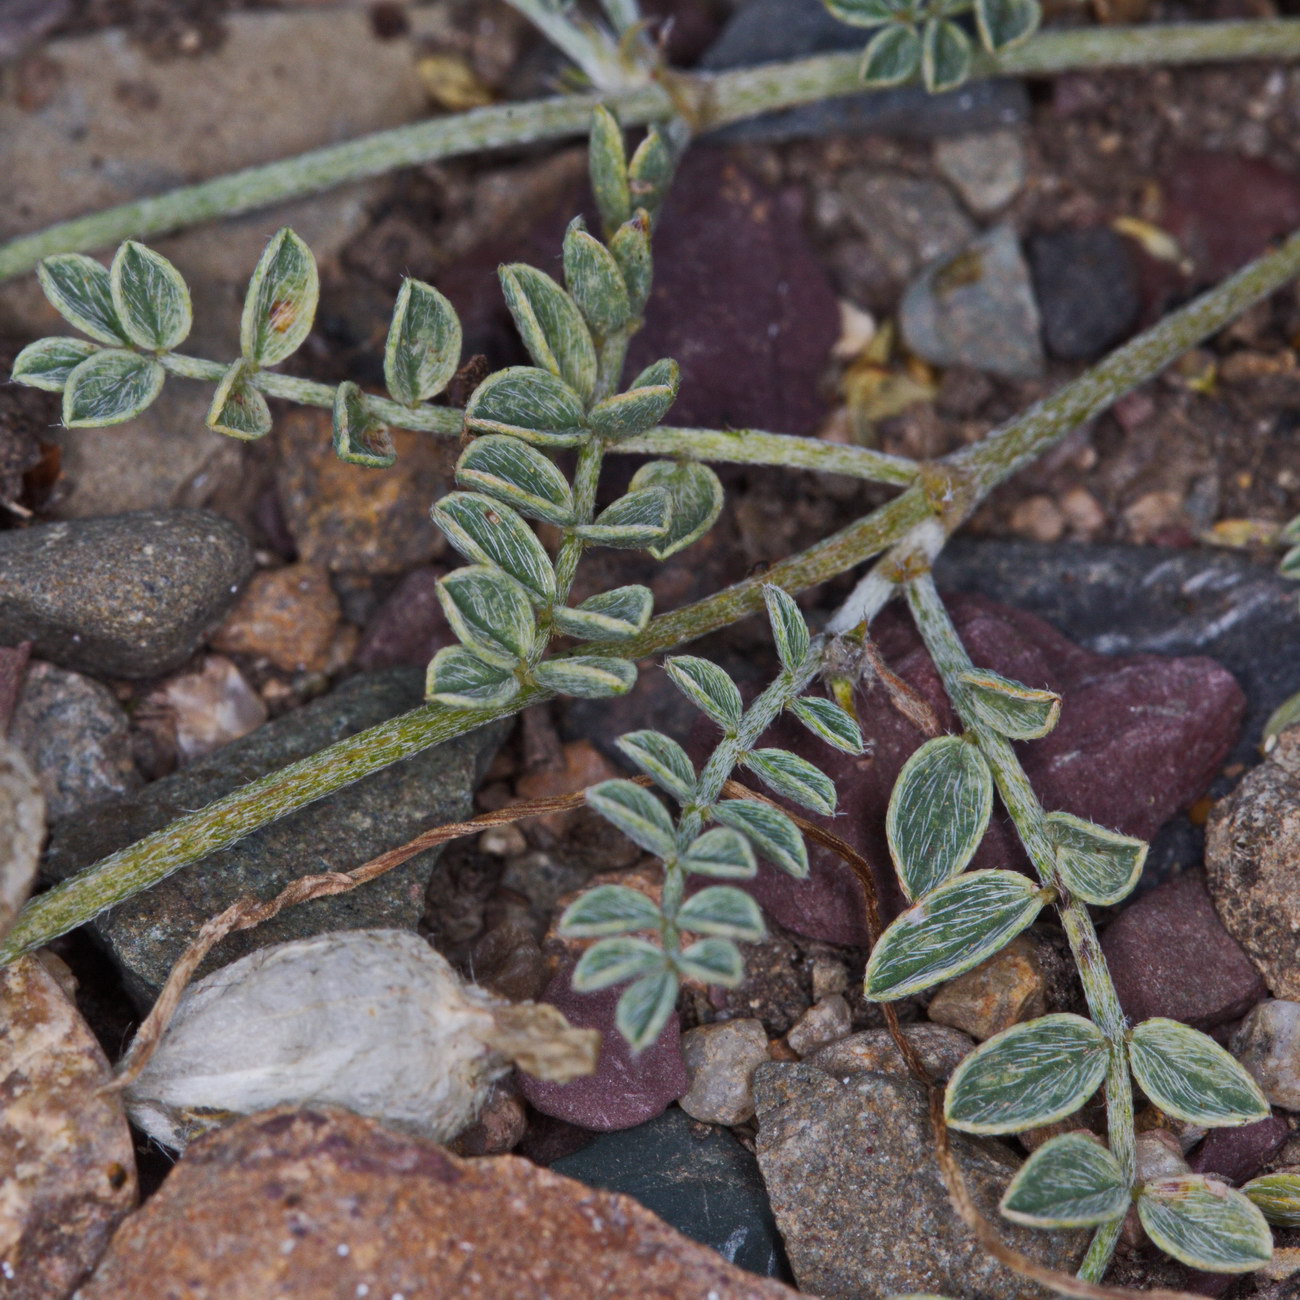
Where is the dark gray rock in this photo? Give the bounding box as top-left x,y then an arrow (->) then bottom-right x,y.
0,510 -> 253,678
1029,227 -> 1140,361
42,669 -> 504,1004
11,661 -> 140,819
700,0 -> 1028,143
901,224 -> 1045,379
933,540 -> 1300,879
753,1062 -> 1084,1297
552,1106 -> 790,1281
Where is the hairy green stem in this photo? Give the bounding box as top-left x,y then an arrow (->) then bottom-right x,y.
906,574 -> 1134,1284
552,438 -> 605,605
3,21 -> 1300,281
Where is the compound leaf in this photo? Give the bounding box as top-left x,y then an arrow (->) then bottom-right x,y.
628,459 -> 722,559
945,1013 -> 1108,1135
62,349 -> 163,427
110,240 -> 191,350
240,228 -> 318,367
1137,1175 -> 1272,1273
384,278 -> 461,405
887,735 -> 993,901
1001,1133 -> 1128,1228
712,799 -> 808,878
456,435 -> 575,525
864,869 -> 1042,1002
1128,1019 -> 1270,1127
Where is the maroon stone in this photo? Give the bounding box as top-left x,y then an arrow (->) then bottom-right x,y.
1102,869 -> 1266,1031
518,963 -> 688,1132
1188,1114 -> 1288,1186
354,567 -> 452,671
726,594 -> 1244,946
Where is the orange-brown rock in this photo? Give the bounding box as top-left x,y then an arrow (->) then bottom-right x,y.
925,932 -> 1049,1041
1,955 -> 137,1298
210,563 -> 340,673
79,1106 -> 795,1299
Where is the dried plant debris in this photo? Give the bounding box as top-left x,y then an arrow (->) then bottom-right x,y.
0,741 -> 43,943
124,928 -> 598,1151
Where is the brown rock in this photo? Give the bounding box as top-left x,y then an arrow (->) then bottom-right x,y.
1206,726 -> 1300,1000
927,933 -> 1049,1041
134,655 -> 267,772
1,955 -> 136,1298
210,563 -> 341,673
803,1023 -> 975,1083
515,739 -> 621,839
78,1107 -> 792,1299
275,410 -> 448,574
785,994 -> 852,1057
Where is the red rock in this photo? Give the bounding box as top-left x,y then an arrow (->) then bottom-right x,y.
1188,1114 -> 1287,1186
354,567 -> 452,671
1,955 -> 137,1299
1101,869 -> 1265,1030
78,1106 -> 792,1299
519,963 -> 688,1132
728,594 -> 1244,945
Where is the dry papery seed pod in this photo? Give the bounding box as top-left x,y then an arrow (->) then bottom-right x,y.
124,928 -> 599,1151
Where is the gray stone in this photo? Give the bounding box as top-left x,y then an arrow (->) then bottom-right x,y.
754,1063 -> 1084,1297
934,130 -> 1028,215
1232,1001 -> 1300,1111
679,1018 -> 771,1125
931,540 -> 1300,881
1028,228 -> 1140,362
785,994 -> 852,1057
699,0 -> 1028,144
901,224 -> 1044,379
0,509 -> 252,678
839,170 -> 975,284
0,741 -> 42,944
42,669 -> 504,1004
803,1023 -> 974,1083
552,1106 -> 790,1281
11,661 -> 140,819
1206,727 -> 1300,1000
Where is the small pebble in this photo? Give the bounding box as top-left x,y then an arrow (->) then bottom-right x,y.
679,1019 -> 770,1126
135,656 -> 267,770
1232,1001 -> 1300,1110
1027,227 -> 1139,361
1007,495 -> 1065,544
933,130 -> 1027,216
211,563 -> 341,674
785,995 -> 852,1057
927,934 -> 1049,1041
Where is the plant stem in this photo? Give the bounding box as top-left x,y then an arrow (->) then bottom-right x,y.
551,438 -> 605,606
905,574 -> 1134,1283
3,21 -> 1300,282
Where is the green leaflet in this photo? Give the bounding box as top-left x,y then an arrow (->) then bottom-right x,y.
615,730 -> 696,803
1137,1175 -> 1272,1273
384,278 -> 461,406
574,487 -> 671,548
586,779 -> 678,858
681,827 -> 757,879
559,882 -> 661,937
551,585 -> 653,640
743,747 -> 838,816
627,127 -> 672,223
62,349 -> 164,428
975,0 -> 1040,52
617,968 -> 680,1051
712,799 -> 808,878
436,565 -> 536,669
886,735 -> 993,901
627,459 -> 722,559
1280,545 -> 1300,580
860,25 -> 921,86
37,253 -> 127,345
110,241 -> 191,351
790,696 -> 866,754
1047,812 -> 1147,906
824,0 -> 900,25
675,937 -> 744,987
456,435 -> 576,525
499,262 -> 597,401
573,936 -> 666,992
432,492 -> 555,604
864,870 -> 1043,1002
207,360 -> 272,441
763,584 -> 810,672
11,337 -> 99,392
463,366 -> 586,447
921,20 -> 971,93
677,886 -> 765,941
587,360 -> 680,441
332,381 -> 396,468
532,657 -> 636,699
1000,1133 -> 1129,1228
1242,1172 -> 1300,1227
609,214 -> 652,315
239,228 -> 318,367
562,218 -> 631,337
664,655 -> 743,731
424,646 -> 519,709
589,105 -> 631,236
1127,1018 -> 1270,1127
944,1013 -> 1108,1134
959,669 -> 1061,740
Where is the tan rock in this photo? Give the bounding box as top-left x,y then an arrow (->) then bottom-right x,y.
135,655 -> 267,768
210,563 -> 341,673
0,742 -> 42,941
1122,489 -> 1185,543
927,933 -> 1049,1040
680,1018 -> 770,1125
1,955 -> 137,1298
1008,494 -> 1065,543
275,410 -> 449,574
78,1106 -> 796,1299
785,994 -> 852,1057
515,739 -> 621,838
804,1023 -> 975,1083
